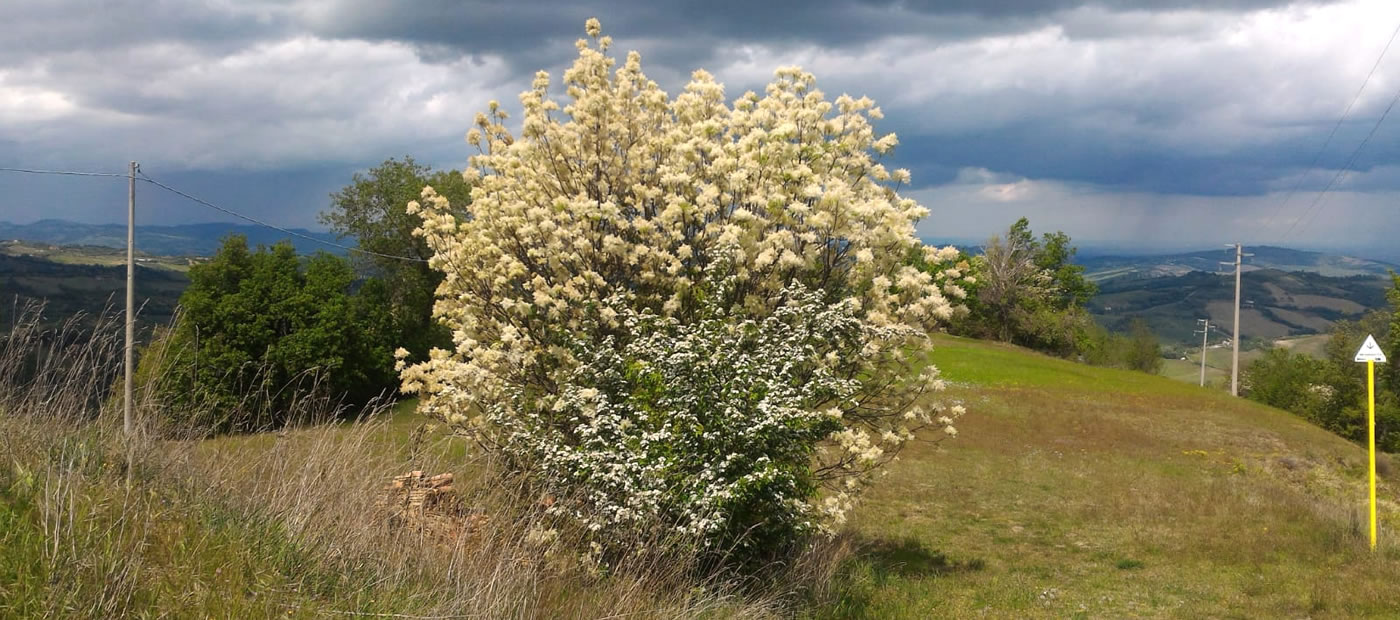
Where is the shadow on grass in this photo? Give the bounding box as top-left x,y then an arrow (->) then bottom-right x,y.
858,536 -> 986,579
810,535 -> 985,618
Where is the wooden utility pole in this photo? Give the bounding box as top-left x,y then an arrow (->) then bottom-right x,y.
125,161 -> 136,436
1195,318 -> 1211,387
1223,243 -> 1251,397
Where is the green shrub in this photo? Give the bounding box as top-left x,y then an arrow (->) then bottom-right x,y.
137,235 -> 396,432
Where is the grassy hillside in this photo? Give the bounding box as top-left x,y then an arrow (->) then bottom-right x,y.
1,240 -> 196,272
4,335 -> 1398,617
1159,334 -> 1332,388
820,335 -> 1399,617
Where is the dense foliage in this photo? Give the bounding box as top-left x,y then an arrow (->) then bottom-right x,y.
951,218 -> 1099,356
1244,275 -> 1400,451
401,19 -> 969,564
935,218 -> 1166,371
495,283 -> 952,567
1082,318 -> 1165,374
138,236 -> 396,431
320,156 -> 472,361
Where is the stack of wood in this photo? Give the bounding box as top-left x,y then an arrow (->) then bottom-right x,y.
386,471 -> 458,511
380,471 -> 486,545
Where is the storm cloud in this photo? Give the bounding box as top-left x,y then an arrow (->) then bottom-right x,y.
1,0 -> 1397,251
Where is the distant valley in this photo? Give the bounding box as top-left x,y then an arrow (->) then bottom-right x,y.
0,249 -> 187,331
1084,246 -> 1394,350
1092,268 -> 1390,348
1080,245 -> 1398,281
0,219 -> 346,257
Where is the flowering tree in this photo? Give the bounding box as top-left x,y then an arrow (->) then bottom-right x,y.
400,19 -> 971,563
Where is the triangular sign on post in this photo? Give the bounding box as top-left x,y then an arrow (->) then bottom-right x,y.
1355,335 -> 1388,363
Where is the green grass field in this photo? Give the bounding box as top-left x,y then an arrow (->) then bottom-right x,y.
1276,333 -> 1333,358
815,334 -> 1400,617
188,336 -> 1400,617
5,335 -> 1398,617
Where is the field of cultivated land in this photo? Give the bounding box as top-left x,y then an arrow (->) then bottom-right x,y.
1159,334 -> 1331,388
3,334 -> 1399,618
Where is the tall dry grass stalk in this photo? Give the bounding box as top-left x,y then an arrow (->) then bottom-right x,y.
0,305 -> 846,617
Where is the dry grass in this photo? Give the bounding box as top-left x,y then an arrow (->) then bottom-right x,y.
0,306 -> 811,618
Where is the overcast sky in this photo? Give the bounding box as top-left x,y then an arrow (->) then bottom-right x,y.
2,0 -> 1399,255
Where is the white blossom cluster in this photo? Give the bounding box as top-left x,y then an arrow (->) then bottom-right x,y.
490,283 -> 957,558
398,19 -> 970,556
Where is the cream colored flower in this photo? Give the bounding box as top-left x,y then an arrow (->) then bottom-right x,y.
399,18 -> 969,538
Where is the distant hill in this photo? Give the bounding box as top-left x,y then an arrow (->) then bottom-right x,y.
0,252 -> 187,331
1081,246 -> 1398,281
0,219 -> 346,257
1092,268 -> 1391,348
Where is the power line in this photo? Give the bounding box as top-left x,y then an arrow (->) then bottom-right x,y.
1277,79 -> 1400,243
1256,19 -> 1400,245
136,171 -> 427,263
0,166 -> 129,178
0,164 -> 428,264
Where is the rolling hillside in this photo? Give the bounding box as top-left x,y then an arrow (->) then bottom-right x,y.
1091,269 -> 1391,348
826,335 -> 1400,617
1159,334 -> 1332,388
1081,246 -> 1398,281
0,252 -> 187,330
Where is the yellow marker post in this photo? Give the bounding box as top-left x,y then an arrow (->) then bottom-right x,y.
1354,334 -> 1386,551
1368,360 -> 1377,550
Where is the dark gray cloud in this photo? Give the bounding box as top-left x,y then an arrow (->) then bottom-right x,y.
0,0 -> 1397,249
299,0 -> 1341,56
0,1 -> 290,61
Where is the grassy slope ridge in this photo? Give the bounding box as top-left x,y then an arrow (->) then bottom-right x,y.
1159,333 -> 1330,388
0,219 -> 345,257
821,335 -> 1400,617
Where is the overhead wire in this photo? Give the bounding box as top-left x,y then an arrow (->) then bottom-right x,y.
0,166 -> 129,178
135,170 -> 428,263
1276,79 -> 1400,243
0,165 -> 428,263
1259,17 -> 1400,245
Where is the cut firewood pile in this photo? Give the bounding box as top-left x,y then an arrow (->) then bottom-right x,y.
379,471 -> 487,544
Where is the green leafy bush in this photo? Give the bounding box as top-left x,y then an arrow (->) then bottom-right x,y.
138,235 -> 396,431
